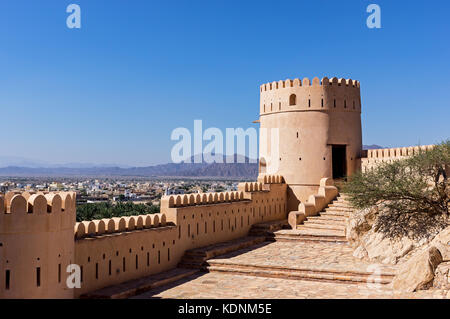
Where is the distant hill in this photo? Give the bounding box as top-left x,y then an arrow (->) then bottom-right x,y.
0,148 -> 387,178
363,144 -> 384,150
0,154 -> 258,178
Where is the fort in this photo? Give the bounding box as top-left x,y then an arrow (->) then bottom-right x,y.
0,76 -> 439,299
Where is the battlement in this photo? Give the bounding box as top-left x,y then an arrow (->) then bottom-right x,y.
0,191 -> 76,299
160,175 -> 284,209
361,145 -> 435,173
0,191 -> 76,233
364,145 -> 434,159
260,77 -> 360,92
74,213 -> 169,239
259,76 -> 361,115
0,191 -> 76,214
161,191 -> 246,209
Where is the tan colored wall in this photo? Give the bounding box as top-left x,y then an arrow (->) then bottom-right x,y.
74,219 -> 178,297
0,192 -> 76,299
361,145 -> 434,172
288,178 -> 338,229
72,176 -> 287,297
259,77 -> 362,211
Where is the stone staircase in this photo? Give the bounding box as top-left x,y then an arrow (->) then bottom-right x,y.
205,261 -> 395,285
200,195 -> 396,286
274,194 -> 353,244
248,219 -> 290,239
177,236 -> 267,269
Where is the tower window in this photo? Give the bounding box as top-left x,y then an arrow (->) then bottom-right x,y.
334,99 -> 336,108
279,102 -> 281,110
308,99 -> 311,107
5,270 -> 10,290
321,99 -> 324,107
36,267 -> 41,287
289,94 -> 296,106
344,100 -> 347,108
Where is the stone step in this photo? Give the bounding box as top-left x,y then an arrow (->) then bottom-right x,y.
304,217 -> 346,226
80,268 -> 199,299
324,207 -> 353,213
275,235 -> 348,244
178,236 -> 267,269
301,222 -> 346,232
274,230 -> 348,243
335,199 -> 350,204
248,219 -> 289,237
320,211 -> 350,218
296,226 -> 345,237
328,203 -> 353,209
307,215 -> 347,222
206,262 -> 394,285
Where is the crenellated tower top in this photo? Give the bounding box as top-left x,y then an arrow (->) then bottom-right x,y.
259,76 -> 361,115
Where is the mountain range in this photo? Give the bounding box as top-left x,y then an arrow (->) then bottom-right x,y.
0,154 -> 259,178
0,145 -> 382,178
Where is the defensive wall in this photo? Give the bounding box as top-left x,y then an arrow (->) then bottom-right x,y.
0,175 -> 288,298
361,145 -> 435,172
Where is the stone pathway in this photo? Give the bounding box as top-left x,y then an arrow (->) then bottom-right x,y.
128,195 -> 448,299
133,271 -> 448,299
274,195 -> 352,243
205,241 -> 397,284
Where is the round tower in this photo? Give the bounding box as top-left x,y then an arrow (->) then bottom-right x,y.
0,191 -> 76,299
258,76 -> 362,212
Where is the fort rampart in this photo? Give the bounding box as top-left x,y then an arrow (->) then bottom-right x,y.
0,175 -> 288,298
361,145 -> 434,172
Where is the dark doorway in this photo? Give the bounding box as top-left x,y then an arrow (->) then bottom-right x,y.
332,145 -> 347,179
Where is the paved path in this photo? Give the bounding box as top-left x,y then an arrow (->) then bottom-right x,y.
206,241 -> 397,275
131,196 -> 448,299
133,240 -> 446,299
133,271 -> 447,299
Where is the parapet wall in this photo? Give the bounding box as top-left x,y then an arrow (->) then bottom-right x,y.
0,191 -> 76,299
260,77 -> 361,115
361,145 -> 434,172
288,178 -> 338,229
72,175 -> 288,297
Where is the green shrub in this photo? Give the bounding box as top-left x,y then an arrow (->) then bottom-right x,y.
344,141 -> 449,238
76,201 -> 160,222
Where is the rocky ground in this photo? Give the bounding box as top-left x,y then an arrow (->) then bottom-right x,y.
346,205 -> 450,294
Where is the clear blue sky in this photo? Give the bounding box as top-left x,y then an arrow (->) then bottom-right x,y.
0,0 -> 449,166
